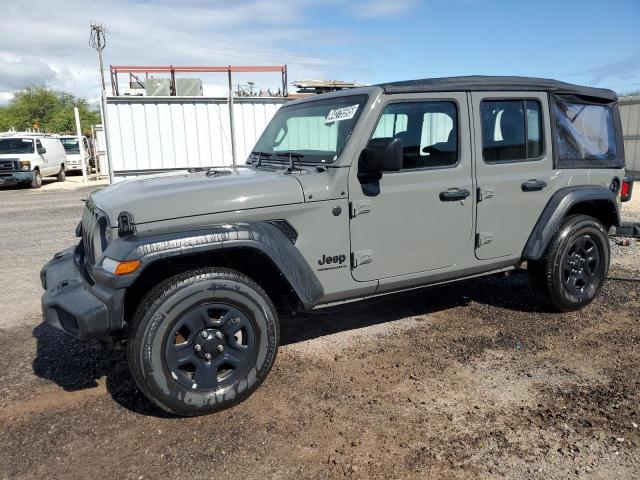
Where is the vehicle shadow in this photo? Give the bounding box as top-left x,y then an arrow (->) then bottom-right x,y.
31,323 -> 174,418
281,270 -> 542,345
32,271 -> 541,417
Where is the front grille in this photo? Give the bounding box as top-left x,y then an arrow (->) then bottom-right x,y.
0,159 -> 17,172
82,203 -> 109,265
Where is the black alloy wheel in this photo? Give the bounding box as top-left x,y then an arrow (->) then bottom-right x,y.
165,303 -> 256,391
562,235 -> 601,296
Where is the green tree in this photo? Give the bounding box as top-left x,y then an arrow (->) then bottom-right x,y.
0,85 -> 100,134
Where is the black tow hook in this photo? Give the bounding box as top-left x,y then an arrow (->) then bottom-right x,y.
610,222 -> 640,239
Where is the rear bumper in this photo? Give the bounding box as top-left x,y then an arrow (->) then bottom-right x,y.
40,245 -> 124,340
0,171 -> 33,184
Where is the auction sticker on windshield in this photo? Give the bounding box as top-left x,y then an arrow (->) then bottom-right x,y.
325,104 -> 359,124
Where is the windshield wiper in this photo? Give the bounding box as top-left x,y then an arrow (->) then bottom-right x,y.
277,152 -> 304,172
250,151 -> 272,167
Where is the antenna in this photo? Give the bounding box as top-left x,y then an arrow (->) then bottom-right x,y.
89,23 -> 108,93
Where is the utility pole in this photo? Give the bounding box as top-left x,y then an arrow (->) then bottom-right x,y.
89,24 -> 107,93
89,23 -> 111,182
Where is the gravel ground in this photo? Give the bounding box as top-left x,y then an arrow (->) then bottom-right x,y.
0,181 -> 638,480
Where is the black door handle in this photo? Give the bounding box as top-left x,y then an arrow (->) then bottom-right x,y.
439,188 -> 471,201
521,179 -> 547,192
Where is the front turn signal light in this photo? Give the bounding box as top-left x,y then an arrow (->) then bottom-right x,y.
101,258 -> 141,276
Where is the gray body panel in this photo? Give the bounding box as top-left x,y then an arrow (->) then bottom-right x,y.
91,168 -> 305,227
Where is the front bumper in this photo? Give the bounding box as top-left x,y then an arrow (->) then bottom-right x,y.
40,245 -> 124,340
0,171 -> 33,184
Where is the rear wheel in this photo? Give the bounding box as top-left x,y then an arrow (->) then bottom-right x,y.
128,268 -> 279,416
56,166 -> 66,182
30,170 -> 42,188
528,215 -> 609,312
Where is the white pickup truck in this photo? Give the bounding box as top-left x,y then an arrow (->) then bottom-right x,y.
0,133 -> 67,188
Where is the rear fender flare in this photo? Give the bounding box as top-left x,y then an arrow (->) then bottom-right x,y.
522,185 -> 620,261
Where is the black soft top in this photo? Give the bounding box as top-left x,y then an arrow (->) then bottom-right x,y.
379,76 -> 617,103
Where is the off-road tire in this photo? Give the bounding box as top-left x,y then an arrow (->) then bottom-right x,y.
56,167 -> 66,182
30,170 -> 42,188
128,268 -> 279,416
528,215 -> 609,312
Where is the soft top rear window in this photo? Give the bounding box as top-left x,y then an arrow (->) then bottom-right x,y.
553,96 -> 623,169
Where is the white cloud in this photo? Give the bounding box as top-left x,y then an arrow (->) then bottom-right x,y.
0,54 -> 58,91
0,0 -> 360,102
352,0 -> 419,18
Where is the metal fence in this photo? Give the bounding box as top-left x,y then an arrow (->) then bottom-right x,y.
619,95 -> 640,178
103,96 -> 287,181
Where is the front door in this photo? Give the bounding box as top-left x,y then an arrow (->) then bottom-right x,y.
35,139 -> 50,175
471,92 -> 555,260
349,93 -> 474,282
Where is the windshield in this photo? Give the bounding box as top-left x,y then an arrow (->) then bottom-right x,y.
252,94 -> 368,163
0,138 -> 34,155
60,138 -> 80,154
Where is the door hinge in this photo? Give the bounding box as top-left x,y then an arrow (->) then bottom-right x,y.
477,187 -> 494,202
350,200 -> 371,218
352,249 -> 373,268
476,231 -> 493,248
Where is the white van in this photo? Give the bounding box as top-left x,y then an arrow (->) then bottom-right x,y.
0,133 -> 67,188
59,136 -> 92,173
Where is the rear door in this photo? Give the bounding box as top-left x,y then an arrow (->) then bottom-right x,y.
349,93 -> 474,281
471,92 -> 554,259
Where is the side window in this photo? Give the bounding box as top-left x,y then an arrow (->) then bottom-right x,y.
36,140 -> 44,154
481,99 -> 543,163
372,113 -> 408,138
371,101 -> 458,170
554,99 -> 619,168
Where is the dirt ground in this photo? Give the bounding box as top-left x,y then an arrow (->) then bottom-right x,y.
0,180 -> 638,480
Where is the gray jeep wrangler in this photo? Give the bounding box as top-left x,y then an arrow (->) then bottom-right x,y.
41,76 -> 634,416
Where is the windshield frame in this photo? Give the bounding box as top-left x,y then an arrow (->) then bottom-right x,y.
251,93 -> 370,165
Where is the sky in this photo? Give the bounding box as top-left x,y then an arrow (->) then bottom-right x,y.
1,0 -> 639,103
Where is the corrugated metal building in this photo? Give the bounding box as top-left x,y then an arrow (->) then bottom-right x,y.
103,96 -> 287,182
619,95 -> 640,178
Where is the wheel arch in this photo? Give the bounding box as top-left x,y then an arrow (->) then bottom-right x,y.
522,185 -> 619,261
115,222 -> 323,325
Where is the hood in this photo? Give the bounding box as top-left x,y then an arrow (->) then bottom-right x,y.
90,168 -> 304,227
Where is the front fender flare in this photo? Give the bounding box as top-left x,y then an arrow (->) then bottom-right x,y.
99,222 -> 324,309
522,185 -> 620,261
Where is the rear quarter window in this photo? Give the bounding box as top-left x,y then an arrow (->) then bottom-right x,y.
554,98 -> 621,168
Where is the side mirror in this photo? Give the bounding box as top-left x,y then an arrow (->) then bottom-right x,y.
37,146 -> 46,155
358,137 -> 402,183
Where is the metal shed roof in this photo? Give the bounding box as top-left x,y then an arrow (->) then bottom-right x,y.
378,76 -> 617,102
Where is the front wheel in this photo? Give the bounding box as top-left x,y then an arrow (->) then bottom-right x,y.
30,170 -> 42,188
528,215 -> 610,312
128,268 -> 279,416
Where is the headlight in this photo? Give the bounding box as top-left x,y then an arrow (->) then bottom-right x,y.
101,257 -> 141,276
20,160 -> 30,171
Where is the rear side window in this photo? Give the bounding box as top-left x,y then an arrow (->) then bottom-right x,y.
554,99 -> 619,168
481,100 -> 543,163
